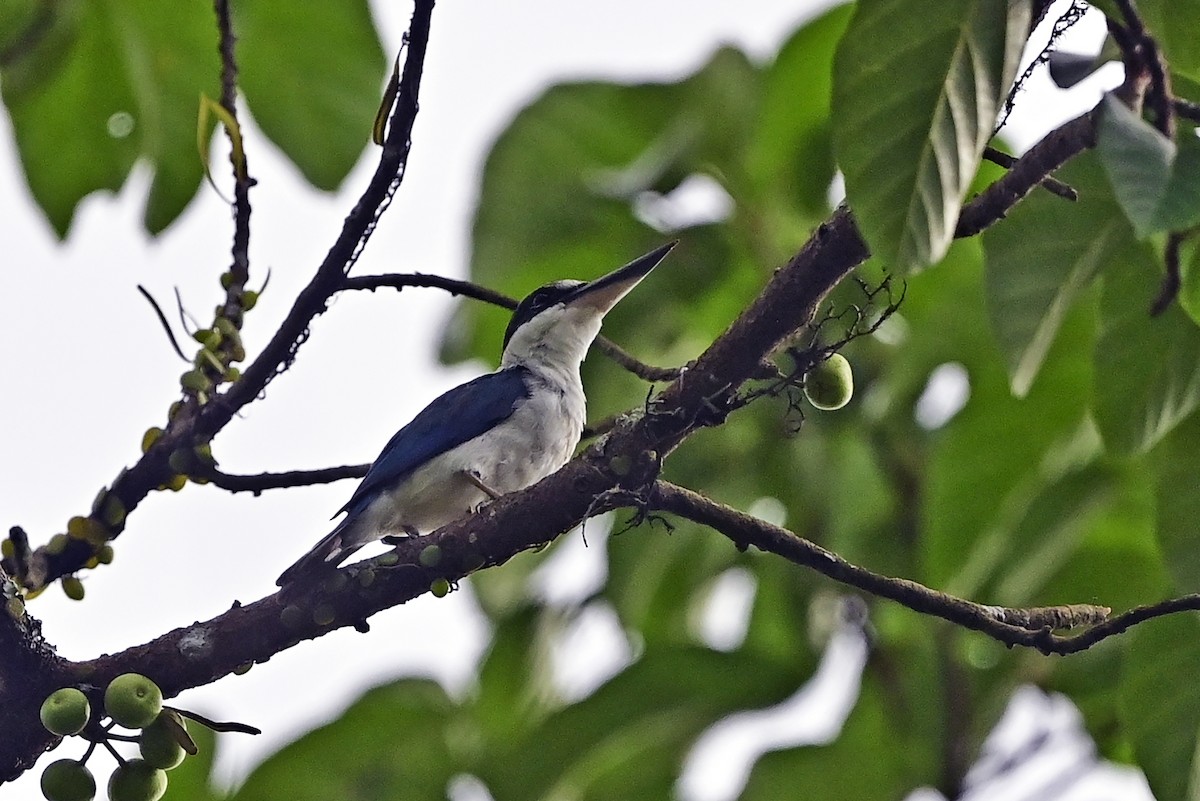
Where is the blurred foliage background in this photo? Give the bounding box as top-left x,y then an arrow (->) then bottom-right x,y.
7,0 -> 1200,799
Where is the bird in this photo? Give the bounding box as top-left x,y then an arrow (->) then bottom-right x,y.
276,242 -> 675,587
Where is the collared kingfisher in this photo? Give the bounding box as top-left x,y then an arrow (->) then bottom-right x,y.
276,242 -> 675,586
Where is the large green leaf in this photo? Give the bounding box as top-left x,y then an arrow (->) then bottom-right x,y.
1,0 -> 383,235
1094,245 -> 1200,455
479,646 -> 804,801
746,4 -> 852,224
2,0 -> 148,235
832,0 -> 1029,272
233,0 -> 385,191
983,153 -> 1129,397
914,248 -> 1095,591
229,679 -> 463,801
739,666 -> 938,800
1152,411 -> 1200,593
1120,614 -> 1200,801
1096,94 -> 1200,238
444,46 -> 763,376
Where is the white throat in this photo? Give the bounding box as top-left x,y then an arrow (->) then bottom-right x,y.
500,304 -> 603,385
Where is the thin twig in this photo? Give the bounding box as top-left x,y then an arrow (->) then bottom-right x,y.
1151,232 -> 1184,315
342,273 -> 516,309
983,146 -> 1077,201
214,0 -> 254,325
593,338 -> 682,382
204,464 -> 368,495
136,286 -> 188,361
957,113 -> 1096,239
343,273 -> 682,381
1113,0 -> 1175,139
648,481 -> 1200,656
1175,98 -> 1200,122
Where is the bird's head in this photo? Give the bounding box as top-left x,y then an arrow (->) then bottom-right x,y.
500,242 -> 675,369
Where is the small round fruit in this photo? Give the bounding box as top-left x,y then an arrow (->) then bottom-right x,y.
61,577 -> 85,602
107,760 -> 167,801
104,674 -> 163,729
804,353 -> 854,411
139,713 -> 186,770
40,688 -> 90,736
40,759 -> 96,801
418,544 -> 441,567
430,578 -> 451,598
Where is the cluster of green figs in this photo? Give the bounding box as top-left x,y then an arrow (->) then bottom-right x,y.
38,673 -> 195,801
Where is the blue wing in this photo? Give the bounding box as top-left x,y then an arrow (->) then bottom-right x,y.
337,367 -> 532,519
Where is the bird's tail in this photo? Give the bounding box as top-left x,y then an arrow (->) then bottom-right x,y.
276,519 -> 361,588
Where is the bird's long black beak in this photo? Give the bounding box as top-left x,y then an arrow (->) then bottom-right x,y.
565,241 -> 676,314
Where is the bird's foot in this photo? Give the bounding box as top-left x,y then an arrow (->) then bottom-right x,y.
462,469 -> 503,500
381,525 -> 420,546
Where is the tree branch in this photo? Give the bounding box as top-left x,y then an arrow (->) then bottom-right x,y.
9,0 -> 438,591
958,112 -> 1096,239
650,481 -> 1200,655
204,464 -> 369,494
342,272 -> 516,308
214,0 -> 254,321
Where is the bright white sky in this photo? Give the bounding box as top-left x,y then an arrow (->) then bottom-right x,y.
1,2 -> 1143,799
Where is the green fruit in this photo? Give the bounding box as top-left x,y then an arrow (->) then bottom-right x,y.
104,674 -> 163,729
213,317 -> 238,338
167,450 -> 194,476
107,760 -> 167,801
241,290 -> 259,310
40,688 -> 90,736
430,578 -> 451,598
804,353 -> 854,411
102,495 -> 126,528
140,427 -> 163,454
312,604 -> 336,626
61,577 -> 85,601
139,712 -> 187,770
418,545 -> 441,567
97,545 -> 115,565
6,597 -> 25,620
180,369 -> 212,394
40,759 -> 96,801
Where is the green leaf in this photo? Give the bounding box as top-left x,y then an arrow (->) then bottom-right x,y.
832,0 -> 1029,272
229,679 -> 462,801
747,5 -> 852,221
2,1 -> 143,236
1094,246 -> 1200,455
233,0 -> 385,190
1097,94 -> 1200,238
1,0 -> 221,235
739,669 -> 937,801
1152,412 -> 1200,593
479,646 -> 803,801
446,46 -> 762,372
983,153 -> 1129,397
119,0 -> 225,234
1120,614 -> 1200,801
917,250 -> 1095,590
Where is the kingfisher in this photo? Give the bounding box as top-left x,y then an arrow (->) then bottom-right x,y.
276,242 -> 675,587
